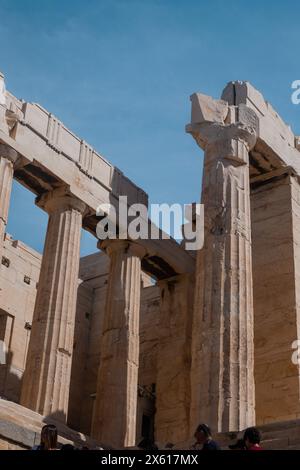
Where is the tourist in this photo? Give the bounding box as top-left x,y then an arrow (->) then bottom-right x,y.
165,442 -> 174,449
32,424 -> 58,450
60,443 -> 76,451
192,423 -> 220,450
228,438 -> 247,450
243,427 -> 263,451
137,438 -> 158,450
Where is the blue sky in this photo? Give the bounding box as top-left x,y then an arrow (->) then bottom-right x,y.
1,0 -> 300,255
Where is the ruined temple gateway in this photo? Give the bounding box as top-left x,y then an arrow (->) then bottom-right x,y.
1,73 -> 300,450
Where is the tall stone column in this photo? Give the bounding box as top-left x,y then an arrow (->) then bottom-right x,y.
91,239 -> 146,448
20,187 -> 86,422
187,95 -> 258,432
0,143 -> 18,261
155,274 -> 194,444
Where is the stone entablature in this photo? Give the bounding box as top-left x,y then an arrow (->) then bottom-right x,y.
6,92 -> 148,207
1,82 -> 194,280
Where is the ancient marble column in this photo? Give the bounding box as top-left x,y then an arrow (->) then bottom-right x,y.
0,143 -> 18,262
155,273 -> 194,444
20,187 -> 86,422
187,95 -> 258,432
91,239 -> 146,448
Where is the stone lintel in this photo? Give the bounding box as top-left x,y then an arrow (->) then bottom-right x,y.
0,110 -> 195,280
250,166 -> 295,187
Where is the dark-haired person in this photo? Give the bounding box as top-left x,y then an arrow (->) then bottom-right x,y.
60,443 -> 76,451
228,438 -> 247,450
193,424 -> 220,450
137,438 -> 158,451
33,424 -> 58,450
243,427 -> 263,451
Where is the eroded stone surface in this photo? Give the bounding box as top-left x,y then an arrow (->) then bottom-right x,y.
20,187 -> 86,421
91,240 -> 146,448
187,98 -> 257,433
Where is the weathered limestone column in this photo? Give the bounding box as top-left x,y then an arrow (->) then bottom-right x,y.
91,239 -> 146,448
187,94 -> 258,432
0,144 -> 18,261
20,187 -> 86,422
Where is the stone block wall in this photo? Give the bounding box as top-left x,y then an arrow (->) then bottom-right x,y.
0,234 -> 40,402
251,174 -> 300,424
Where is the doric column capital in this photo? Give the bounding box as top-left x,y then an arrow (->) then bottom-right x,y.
36,186 -> 87,215
186,93 -> 258,165
98,239 -> 147,259
204,119 -> 257,149
0,143 -> 19,165
204,126 -> 256,166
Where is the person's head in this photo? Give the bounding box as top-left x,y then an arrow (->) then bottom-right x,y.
243,427 -> 261,449
40,424 -> 58,450
165,442 -> 174,449
194,424 -> 212,444
60,444 -> 75,451
228,438 -> 246,450
137,438 -> 158,451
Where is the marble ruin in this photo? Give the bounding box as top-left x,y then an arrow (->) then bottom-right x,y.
1,72 -> 300,449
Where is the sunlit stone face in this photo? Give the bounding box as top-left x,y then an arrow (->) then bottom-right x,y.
0,74 -> 6,105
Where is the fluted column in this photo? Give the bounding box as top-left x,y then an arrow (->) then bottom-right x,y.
20,187 -> 86,422
91,239 -> 146,448
0,143 -> 18,261
187,97 -> 258,432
